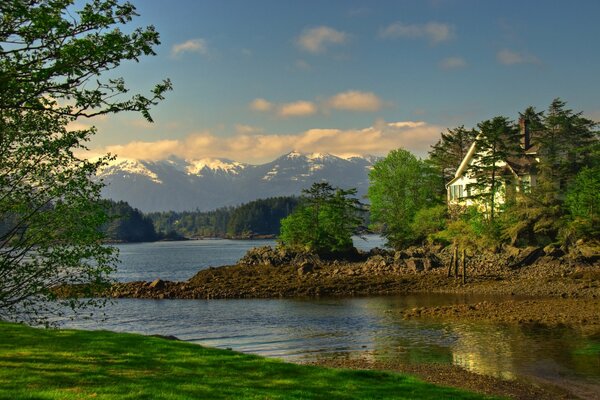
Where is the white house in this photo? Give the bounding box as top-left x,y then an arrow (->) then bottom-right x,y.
446,118 -> 539,207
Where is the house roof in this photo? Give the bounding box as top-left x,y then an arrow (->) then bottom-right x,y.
446,132 -> 539,187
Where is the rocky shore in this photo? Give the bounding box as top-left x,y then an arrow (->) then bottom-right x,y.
54,241 -> 600,400
95,241 -> 599,301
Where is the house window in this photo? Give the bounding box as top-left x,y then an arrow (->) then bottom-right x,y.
449,184 -> 464,200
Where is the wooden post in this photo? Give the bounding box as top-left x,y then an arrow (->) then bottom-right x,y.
462,248 -> 467,284
447,247 -> 454,277
453,246 -> 459,279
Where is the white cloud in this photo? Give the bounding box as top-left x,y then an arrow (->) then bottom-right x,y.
296,26 -> 347,53
326,90 -> 383,112
92,120 -> 443,163
439,56 -> 467,69
171,38 -> 208,58
249,98 -> 273,112
278,101 -> 317,117
496,49 -> 539,65
379,22 -> 454,44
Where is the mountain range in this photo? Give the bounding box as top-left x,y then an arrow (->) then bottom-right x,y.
98,151 -> 380,212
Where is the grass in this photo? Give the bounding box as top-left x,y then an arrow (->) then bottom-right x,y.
0,321 -> 500,400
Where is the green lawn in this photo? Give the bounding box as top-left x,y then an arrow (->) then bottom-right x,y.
0,321 -> 498,399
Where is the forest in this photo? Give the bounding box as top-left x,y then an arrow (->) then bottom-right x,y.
147,196 -> 300,239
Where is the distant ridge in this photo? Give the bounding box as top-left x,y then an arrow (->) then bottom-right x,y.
98,151 -> 380,212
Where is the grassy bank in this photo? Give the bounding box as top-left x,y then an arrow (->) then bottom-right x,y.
0,321 -> 497,400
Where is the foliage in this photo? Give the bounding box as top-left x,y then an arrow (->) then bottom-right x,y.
368,149 -> 442,249
149,196 -> 300,238
101,200 -> 158,242
279,182 -> 365,254
563,166 -> 600,241
466,116 -> 521,222
0,0 -> 170,323
498,100 -> 598,246
410,205 -> 448,244
0,322 -> 492,400
428,125 -> 477,189
434,207 -> 499,250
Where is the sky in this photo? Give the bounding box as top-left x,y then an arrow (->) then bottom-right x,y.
80,0 -> 600,164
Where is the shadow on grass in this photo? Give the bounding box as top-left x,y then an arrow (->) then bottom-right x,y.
0,322 -> 499,399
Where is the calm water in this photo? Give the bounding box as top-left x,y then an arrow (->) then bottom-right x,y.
61,238 -> 600,395
113,235 -> 386,282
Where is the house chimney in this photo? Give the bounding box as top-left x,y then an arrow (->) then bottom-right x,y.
519,117 -> 530,149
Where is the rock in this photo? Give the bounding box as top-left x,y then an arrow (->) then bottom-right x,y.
543,244 -> 564,258
511,247 -> 545,268
406,258 -> 424,273
149,278 -> 166,290
365,255 -> 393,269
297,262 -> 314,276
574,242 -> 600,263
238,246 -> 292,267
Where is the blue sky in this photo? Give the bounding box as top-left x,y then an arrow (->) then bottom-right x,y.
83,0 -> 600,163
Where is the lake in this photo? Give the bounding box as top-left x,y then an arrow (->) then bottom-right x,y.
112,235 -> 386,282
60,237 -> 600,395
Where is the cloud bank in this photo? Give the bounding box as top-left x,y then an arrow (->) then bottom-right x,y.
249,90 -> 385,117
94,121 -> 443,164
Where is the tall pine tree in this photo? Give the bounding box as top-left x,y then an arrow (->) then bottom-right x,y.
467,117 -> 521,222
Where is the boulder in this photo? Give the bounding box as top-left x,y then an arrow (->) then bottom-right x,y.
297,262 -> 314,276
149,278 -> 166,290
365,254 -> 393,269
543,244 -> 565,258
510,247 -> 545,268
406,258 -> 424,273
238,246 -> 292,267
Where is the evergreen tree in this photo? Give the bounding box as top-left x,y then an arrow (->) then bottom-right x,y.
466,116 -> 521,222
428,125 -> 477,189
279,182 -> 365,254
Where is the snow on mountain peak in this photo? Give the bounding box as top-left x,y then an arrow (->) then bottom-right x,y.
99,158 -> 162,184
186,158 -> 246,175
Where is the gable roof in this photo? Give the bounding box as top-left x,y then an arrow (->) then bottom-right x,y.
446,132 -> 539,187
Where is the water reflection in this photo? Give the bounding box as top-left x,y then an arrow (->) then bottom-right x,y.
60,294 -> 600,389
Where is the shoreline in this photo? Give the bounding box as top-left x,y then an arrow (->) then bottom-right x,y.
51,243 -> 600,399
303,355 -> 598,400
57,243 -> 600,328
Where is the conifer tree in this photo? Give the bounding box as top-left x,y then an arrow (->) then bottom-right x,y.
466,117 -> 521,222
428,125 -> 477,188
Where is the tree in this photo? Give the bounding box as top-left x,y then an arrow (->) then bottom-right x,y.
0,0 -> 171,324
102,200 -> 158,243
368,149 -> 442,249
466,116 -> 521,223
428,125 -> 477,190
501,100 -> 598,245
563,166 -> 600,241
279,182 -> 365,254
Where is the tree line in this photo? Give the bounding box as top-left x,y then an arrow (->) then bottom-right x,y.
369,99 -> 598,251
147,196 -> 300,239
279,99 -> 598,254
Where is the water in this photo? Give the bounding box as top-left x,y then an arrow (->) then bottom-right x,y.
112,235 -> 386,282
60,237 -> 600,394
63,295 -> 600,392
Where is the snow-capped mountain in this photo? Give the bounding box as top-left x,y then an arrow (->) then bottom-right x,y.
98,152 -> 380,212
